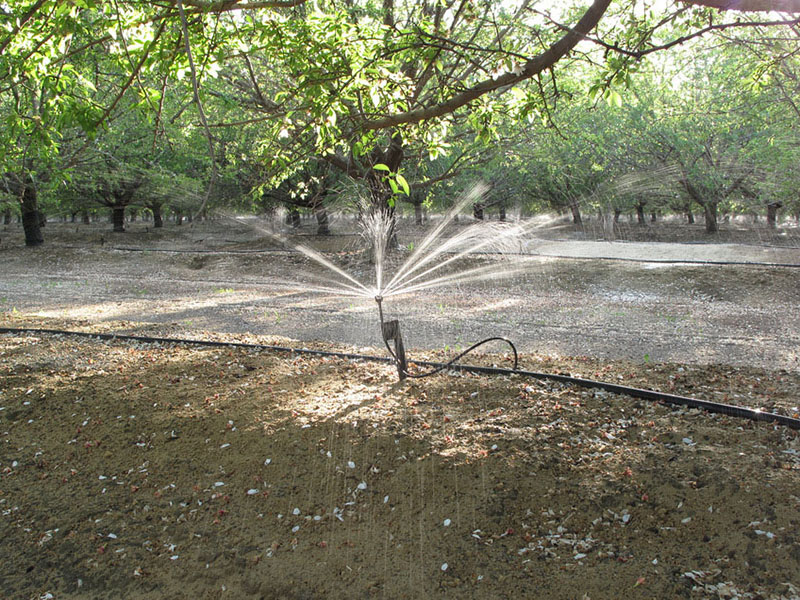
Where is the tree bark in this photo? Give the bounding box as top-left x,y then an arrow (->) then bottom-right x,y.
112,206 -> 126,232
82,211 -> 90,224
635,203 -> 646,225
473,203 -> 484,220
767,202 -> 782,229
570,203 -> 582,226
414,201 -> 423,226
314,205 -> 330,235
288,208 -> 301,228
152,204 -> 164,228
4,207 -> 12,225
613,209 -> 621,223
703,202 -> 718,233
21,183 -> 44,246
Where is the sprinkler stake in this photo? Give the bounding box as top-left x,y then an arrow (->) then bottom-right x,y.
376,295 -> 407,380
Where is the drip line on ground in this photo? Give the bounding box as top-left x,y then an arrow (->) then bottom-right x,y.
45,244 -> 800,268
2,326 -> 798,430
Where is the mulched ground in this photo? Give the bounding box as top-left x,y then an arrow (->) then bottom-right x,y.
1,316 -> 799,600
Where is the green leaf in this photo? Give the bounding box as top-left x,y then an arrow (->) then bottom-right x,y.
605,89 -> 623,108
395,173 -> 410,195
373,163 -> 391,172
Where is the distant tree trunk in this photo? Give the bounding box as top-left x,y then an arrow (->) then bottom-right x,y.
767,202 -> 782,230
152,204 -> 164,228
4,207 -> 12,224
635,203 -> 646,225
112,206 -> 126,232
21,182 -> 44,247
473,203 -> 484,220
569,203 -> 582,225
613,209 -> 621,223
703,202 -> 718,233
314,205 -> 330,235
288,208 -> 301,228
413,202 -> 423,226
82,211 -> 90,224
498,203 -> 506,222
686,211 -> 694,224
650,212 -> 656,223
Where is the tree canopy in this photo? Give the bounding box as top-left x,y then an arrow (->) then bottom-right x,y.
2,0 -> 799,244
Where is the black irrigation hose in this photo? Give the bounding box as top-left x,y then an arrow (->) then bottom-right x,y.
48,243 -> 800,268
1,326 -> 798,430
403,336 -> 518,379
376,295 -> 518,378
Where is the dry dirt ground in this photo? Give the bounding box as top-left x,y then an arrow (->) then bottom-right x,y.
1,217 -> 800,599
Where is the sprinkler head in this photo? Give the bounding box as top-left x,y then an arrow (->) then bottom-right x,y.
374,294 -> 383,304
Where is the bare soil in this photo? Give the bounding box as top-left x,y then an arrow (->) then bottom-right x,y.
1,217 -> 799,599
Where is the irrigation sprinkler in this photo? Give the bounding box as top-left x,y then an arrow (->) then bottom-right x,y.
375,295 -> 408,380
375,293 -> 518,381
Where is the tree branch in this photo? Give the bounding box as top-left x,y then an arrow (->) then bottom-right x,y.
0,0 -> 49,56
359,0 -> 612,131
177,0 -> 218,219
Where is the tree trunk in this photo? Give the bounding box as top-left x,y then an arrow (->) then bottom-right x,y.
473,203 -> 484,220
767,202 -> 782,230
414,202 -> 423,226
82,211 -> 91,224
686,211 -> 694,224
288,208 -> 301,228
21,183 -> 44,246
3,207 -> 11,225
569,203 -> 582,226
703,202 -> 718,233
650,212 -> 656,223
176,212 -> 183,226
112,206 -> 126,232
498,203 -> 506,222
635,203 -> 646,225
314,206 -> 330,235
152,204 -> 164,228
613,209 -> 621,223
